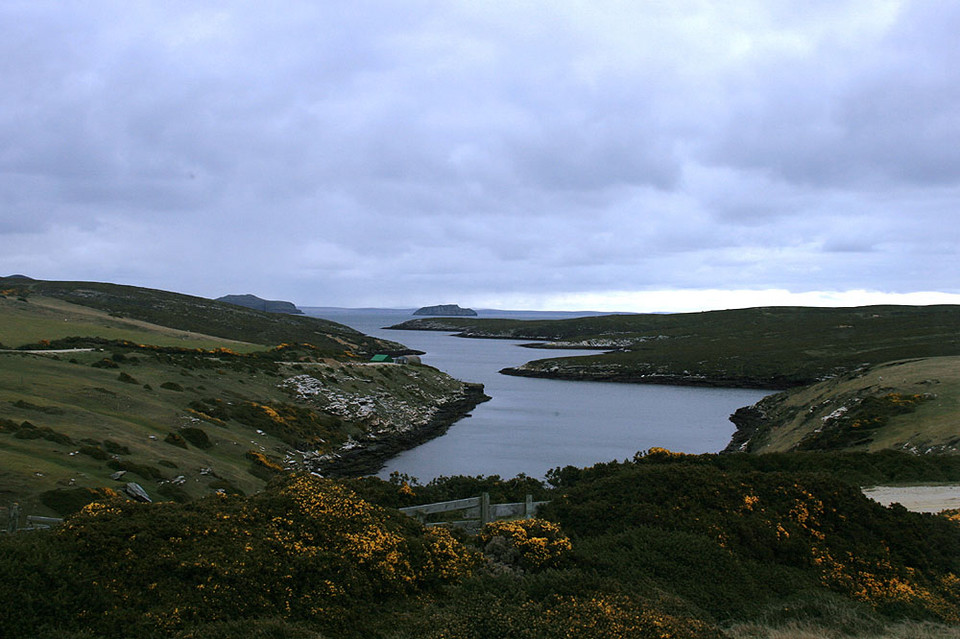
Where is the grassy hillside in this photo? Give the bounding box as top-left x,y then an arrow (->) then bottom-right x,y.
1,453 -> 959,638
0,280 -> 486,516
726,356 -> 960,455
1,277 -> 406,355
0,294 -> 262,352
0,342 -> 482,516
391,305 -> 960,389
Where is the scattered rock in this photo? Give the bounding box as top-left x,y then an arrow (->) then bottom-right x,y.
124,482 -> 152,503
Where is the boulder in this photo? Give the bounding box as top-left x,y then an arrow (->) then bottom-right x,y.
124,482 -> 152,503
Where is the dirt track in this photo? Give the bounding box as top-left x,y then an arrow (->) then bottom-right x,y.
862,485 -> 960,513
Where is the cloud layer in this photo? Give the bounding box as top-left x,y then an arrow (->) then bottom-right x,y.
1,1 -> 958,310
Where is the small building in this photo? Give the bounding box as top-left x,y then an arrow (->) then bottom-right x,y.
370,354 -> 393,363
396,355 -> 421,365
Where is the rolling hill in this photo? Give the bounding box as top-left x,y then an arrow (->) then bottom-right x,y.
726,356 -> 960,455
390,305 -> 960,389
0,279 -> 487,516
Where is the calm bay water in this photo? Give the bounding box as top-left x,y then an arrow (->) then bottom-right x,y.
305,308 -> 771,481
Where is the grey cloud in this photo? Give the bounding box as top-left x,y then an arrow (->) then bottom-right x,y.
0,2 -> 958,308
705,3 -> 960,189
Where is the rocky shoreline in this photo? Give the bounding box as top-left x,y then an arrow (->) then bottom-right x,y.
310,382 -> 490,477
722,404 -> 771,453
500,365 -> 794,390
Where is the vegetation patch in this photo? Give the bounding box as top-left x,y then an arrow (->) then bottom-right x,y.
191,397 -> 339,450
1,458 -> 959,638
117,371 -> 139,384
106,459 -> 166,481
102,439 -> 130,455
478,518 -> 572,572
78,445 -> 109,460
165,432 -> 188,449
179,426 -> 213,450
10,399 -> 64,415
39,486 -> 120,516
246,449 -> 285,479
799,393 -> 933,451
2,420 -> 74,446
0,475 -> 476,638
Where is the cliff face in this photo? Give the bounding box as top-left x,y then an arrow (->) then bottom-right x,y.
217,294 -> 304,314
413,304 -> 477,317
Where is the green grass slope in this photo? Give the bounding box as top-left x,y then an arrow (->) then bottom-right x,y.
1,277 -> 406,355
392,305 -> 960,389
0,342 -> 479,517
0,280 -> 486,517
726,356 -> 960,455
0,294 -> 262,352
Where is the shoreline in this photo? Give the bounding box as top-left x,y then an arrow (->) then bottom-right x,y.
310,382 -> 491,477
499,365 -> 793,391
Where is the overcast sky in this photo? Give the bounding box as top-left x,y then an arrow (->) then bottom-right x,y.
2,1 -> 959,311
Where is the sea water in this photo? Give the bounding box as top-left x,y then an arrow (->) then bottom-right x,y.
305,308 -> 771,481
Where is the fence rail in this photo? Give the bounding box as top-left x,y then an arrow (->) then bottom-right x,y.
399,493 -> 548,532
3,505 -> 64,533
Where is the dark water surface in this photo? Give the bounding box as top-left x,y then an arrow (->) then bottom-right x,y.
306,308 -> 771,480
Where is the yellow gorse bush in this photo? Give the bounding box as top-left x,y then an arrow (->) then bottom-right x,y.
56,474 -> 478,634
479,518 -> 572,570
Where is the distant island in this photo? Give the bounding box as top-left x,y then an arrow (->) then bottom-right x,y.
413,303 -> 477,317
216,293 -> 303,315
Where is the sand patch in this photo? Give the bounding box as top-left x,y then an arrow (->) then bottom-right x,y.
862,485 -> 960,513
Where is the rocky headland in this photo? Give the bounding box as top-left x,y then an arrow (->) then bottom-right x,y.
217,293 -> 304,314
304,378 -> 490,476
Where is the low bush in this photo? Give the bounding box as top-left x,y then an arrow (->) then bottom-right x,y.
165,432 -> 188,449
179,427 -> 213,450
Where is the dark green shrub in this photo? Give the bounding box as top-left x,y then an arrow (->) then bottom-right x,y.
117,371 -> 139,384
78,445 -> 109,460
179,427 -> 213,449
12,400 -> 64,415
246,450 -> 284,480
102,440 -> 130,455
39,486 -> 119,516
91,358 -> 119,369
208,479 -> 244,496
160,381 -> 184,392
165,432 -> 188,449
106,459 -> 165,480
156,483 -> 191,503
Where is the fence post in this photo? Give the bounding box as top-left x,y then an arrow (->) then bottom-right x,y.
7,502 -> 19,533
480,493 -> 491,525
524,494 -> 534,519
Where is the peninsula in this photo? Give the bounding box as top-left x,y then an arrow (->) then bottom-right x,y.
216,293 -> 304,314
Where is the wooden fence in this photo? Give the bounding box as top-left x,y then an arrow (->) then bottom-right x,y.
2,505 -> 63,533
399,493 -> 548,532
